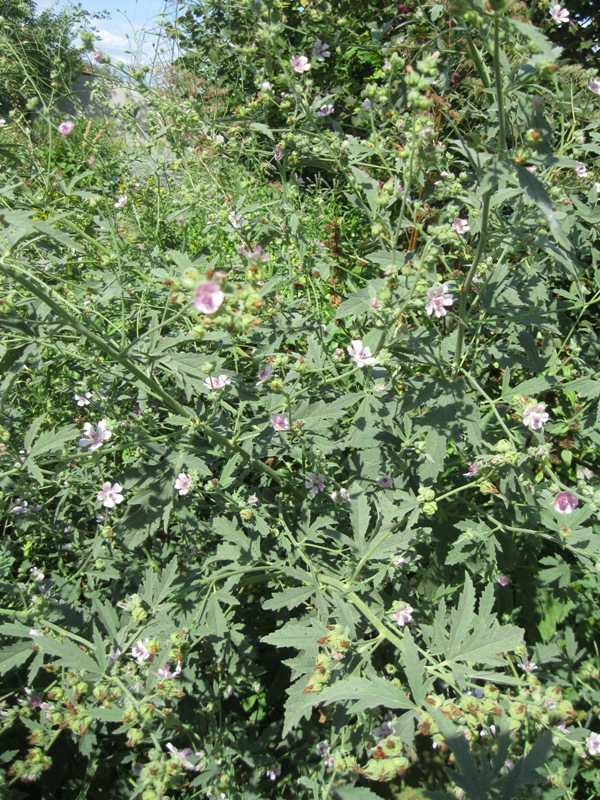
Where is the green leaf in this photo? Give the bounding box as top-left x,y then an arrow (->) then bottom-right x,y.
318,676 -> 416,712
508,18 -> 560,60
422,576 -> 524,680
263,586 -> 316,611
401,629 -> 432,707
0,641 -> 35,676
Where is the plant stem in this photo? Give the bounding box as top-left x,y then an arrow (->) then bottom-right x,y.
452,190 -> 491,378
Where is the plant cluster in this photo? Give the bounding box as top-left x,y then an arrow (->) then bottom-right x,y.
0,0 -> 599,798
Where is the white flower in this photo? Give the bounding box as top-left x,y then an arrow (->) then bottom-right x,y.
79,419 -> 112,451
347,340 -> 377,368
452,217 -> 470,234
204,374 -> 231,391
518,660 -> 538,672
291,55 -> 310,74
228,211 -> 246,229
131,638 -> 152,663
575,165 -> 588,177
174,473 -> 193,496
425,283 -> 454,318
393,604 -> 414,627
522,402 -> 550,431
261,81 -> 273,90
317,104 -> 334,117
586,731 -> 600,756
97,481 -> 124,508
74,392 -> 92,406
549,4 -> 570,24
589,79 -> 600,95
271,414 -> 290,431
114,195 -> 127,208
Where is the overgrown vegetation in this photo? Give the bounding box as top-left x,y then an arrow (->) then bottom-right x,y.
0,1 -> 599,798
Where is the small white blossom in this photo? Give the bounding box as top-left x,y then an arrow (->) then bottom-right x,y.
452,217 -> 470,235
291,55 -> 310,73
79,419 -> 112,451
131,638 -> 152,663
586,732 -> 600,756
425,283 -> 454,318
74,392 -> 92,406
174,473 -> 193,496
393,604 -> 414,627
522,402 -> 550,431
549,4 -> 570,24
347,340 -> 377,368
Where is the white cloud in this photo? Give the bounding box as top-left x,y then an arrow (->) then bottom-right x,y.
96,29 -> 129,48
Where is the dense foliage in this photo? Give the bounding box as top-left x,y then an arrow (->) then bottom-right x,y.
0,0 -> 599,798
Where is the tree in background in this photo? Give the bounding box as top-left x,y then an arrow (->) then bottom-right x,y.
0,0 -> 88,117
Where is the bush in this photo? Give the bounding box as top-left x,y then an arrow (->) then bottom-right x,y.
0,1 -> 599,798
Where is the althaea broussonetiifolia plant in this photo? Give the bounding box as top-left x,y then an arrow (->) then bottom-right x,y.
0,0 -> 599,798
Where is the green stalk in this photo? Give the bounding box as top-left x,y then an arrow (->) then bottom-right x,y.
493,15 -> 508,154
451,190 -> 491,378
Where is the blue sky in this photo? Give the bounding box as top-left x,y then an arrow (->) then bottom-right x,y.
37,0 -> 181,64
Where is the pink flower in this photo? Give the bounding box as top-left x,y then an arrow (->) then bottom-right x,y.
204,374 -> 231,390
376,475 -> 393,488
575,165 -> 588,177
526,165 -> 537,175
589,79 -> 600,95
425,283 -> 454,318
79,419 -> 112,451
463,461 -> 483,477
157,662 -> 182,679
261,81 -> 273,91
97,481 -> 124,508
257,364 -> 274,385
174,473 -> 193,496
312,41 -> 330,61
114,195 -> 127,208
495,575 -> 509,587
393,604 -> 414,627
347,340 -> 377,368
193,281 -> 224,314
553,491 -> 578,514
274,145 -> 283,161
522,402 -> 550,431
452,217 -> 470,234
549,4 -> 570,24
291,55 -> 310,73
92,49 -> 106,63
305,473 -> 325,493
587,732 -> 600,756
165,743 -> 197,770
131,639 -> 151,663
57,120 -> 75,136
317,104 -> 334,117
271,414 -> 289,431
238,244 -> 269,262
